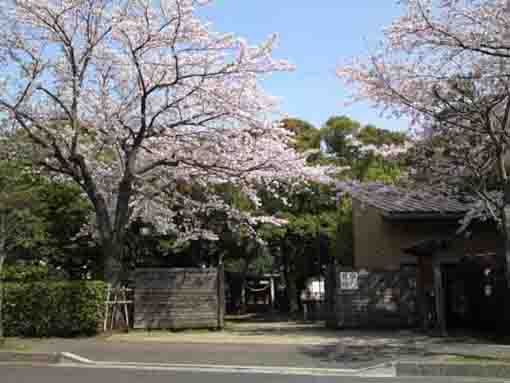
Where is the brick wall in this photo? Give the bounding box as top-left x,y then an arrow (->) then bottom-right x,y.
134,268 -> 223,330
330,268 -> 418,328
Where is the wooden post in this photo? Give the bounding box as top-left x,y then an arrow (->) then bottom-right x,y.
110,289 -> 117,331
103,285 -> 111,332
417,257 -> 428,331
270,277 -> 275,309
433,260 -> 447,336
217,264 -> 225,330
241,283 -> 246,311
326,262 -> 337,328
122,287 -> 130,331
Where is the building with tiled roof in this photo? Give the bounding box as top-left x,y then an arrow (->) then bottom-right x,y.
338,182 -> 469,220
329,182 -> 502,332
336,182 -> 497,270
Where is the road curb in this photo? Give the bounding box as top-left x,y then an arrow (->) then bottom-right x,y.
396,361 -> 510,379
59,352 -> 95,364
55,352 -> 394,377
60,360 -> 362,376
0,351 -> 61,364
0,349 -> 394,377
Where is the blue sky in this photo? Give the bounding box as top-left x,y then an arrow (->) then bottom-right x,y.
202,1 -> 408,132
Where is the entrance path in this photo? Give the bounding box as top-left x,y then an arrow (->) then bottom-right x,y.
111,320 -> 341,345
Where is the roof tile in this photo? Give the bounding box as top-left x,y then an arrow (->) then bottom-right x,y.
337,182 -> 468,216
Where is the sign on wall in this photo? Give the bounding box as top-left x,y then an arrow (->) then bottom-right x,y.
340,272 -> 359,290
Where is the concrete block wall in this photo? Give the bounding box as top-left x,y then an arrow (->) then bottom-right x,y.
331,268 -> 418,328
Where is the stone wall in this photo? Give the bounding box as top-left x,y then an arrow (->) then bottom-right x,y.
329,267 -> 418,328
134,268 -> 223,330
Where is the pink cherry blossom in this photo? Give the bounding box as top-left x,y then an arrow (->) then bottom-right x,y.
0,0 -> 332,282
337,0 -> 510,284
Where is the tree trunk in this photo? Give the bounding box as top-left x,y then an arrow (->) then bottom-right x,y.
92,195 -> 128,287
283,253 -> 299,314
286,272 -> 299,314
101,237 -> 127,331
84,174 -> 133,287
433,259 -> 447,336
502,205 -> 510,289
0,212 -> 6,341
325,261 -> 337,328
503,182 -> 510,289
217,261 -> 225,329
238,253 -> 255,314
0,252 -> 4,342
103,238 -> 123,287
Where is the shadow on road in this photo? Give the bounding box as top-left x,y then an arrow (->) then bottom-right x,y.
297,341 -> 432,368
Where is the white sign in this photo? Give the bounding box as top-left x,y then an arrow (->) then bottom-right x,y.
340,272 -> 359,290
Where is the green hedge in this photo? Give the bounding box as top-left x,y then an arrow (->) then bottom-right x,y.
1,264 -> 54,282
3,281 -> 106,337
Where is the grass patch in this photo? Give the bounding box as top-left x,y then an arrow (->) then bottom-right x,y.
445,354 -> 510,365
108,328 -> 218,338
0,338 -> 32,352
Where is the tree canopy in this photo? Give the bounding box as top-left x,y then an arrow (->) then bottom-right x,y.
0,0 -> 330,283
338,0 -> 510,284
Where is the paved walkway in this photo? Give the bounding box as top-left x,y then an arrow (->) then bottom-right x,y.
5,322 -> 510,370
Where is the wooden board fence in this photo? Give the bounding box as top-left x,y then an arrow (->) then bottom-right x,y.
134,267 -> 224,330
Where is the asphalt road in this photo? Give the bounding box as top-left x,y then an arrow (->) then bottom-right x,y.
18,338 -> 414,369
1,365 -> 509,383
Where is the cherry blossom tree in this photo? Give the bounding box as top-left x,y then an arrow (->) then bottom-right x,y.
0,0 -> 330,285
338,0 -> 510,284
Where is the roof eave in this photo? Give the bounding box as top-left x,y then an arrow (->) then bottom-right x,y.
382,212 -> 466,222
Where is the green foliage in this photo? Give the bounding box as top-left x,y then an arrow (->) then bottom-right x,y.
311,116 -> 407,183
258,182 -> 339,286
281,116 -> 406,268
225,251 -> 274,275
36,180 -> 92,259
1,264 -> 54,282
0,159 -> 49,255
259,182 -> 337,216
336,198 -> 353,266
171,117 -> 406,295
3,281 -> 106,337
0,155 -> 93,273
357,125 -> 407,147
281,118 -> 321,152
213,183 -> 255,212
321,116 -> 361,161
250,252 -> 274,275
349,154 -> 402,183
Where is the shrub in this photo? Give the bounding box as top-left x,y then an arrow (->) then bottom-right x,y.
3,281 -> 106,337
1,264 -> 54,283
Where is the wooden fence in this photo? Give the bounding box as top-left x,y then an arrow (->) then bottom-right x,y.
133,267 -> 225,330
